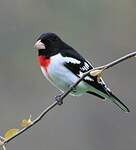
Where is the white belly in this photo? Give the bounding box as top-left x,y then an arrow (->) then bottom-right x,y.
40,54 -> 89,95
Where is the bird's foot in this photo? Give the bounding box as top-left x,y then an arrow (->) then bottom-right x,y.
54,93 -> 64,105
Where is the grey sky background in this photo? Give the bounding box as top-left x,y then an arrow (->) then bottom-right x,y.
0,0 -> 136,150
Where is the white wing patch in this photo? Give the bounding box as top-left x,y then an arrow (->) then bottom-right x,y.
100,78 -> 111,92
85,76 -> 94,81
78,71 -> 93,81
65,57 -> 81,64
78,71 -> 84,77
50,53 -> 79,64
80,62 -> 90,71
51,53 -> 81,65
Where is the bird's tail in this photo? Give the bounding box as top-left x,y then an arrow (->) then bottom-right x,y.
107,91 -> 130,112
87,90 -> 130,112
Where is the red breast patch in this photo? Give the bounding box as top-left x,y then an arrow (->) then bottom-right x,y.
38,56 -> 51,74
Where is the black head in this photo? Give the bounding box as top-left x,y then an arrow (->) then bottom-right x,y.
34,32 -> 68,57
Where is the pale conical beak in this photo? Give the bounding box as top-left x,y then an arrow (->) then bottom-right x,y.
34,40 -> 45,50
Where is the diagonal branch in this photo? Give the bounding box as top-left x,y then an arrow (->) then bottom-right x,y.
1,51 -> 136,147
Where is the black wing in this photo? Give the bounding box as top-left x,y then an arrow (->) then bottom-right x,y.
61,48 -> 93,76
61,48 -> 109,95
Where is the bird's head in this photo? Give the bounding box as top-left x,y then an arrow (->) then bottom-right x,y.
34,32 -> 64,57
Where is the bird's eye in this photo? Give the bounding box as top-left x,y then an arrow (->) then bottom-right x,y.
41,39 -> 46,43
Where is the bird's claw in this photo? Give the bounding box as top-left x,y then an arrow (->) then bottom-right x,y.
54,94 -> 63,105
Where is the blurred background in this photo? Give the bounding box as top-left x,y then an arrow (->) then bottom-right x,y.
0,0 -> 136,149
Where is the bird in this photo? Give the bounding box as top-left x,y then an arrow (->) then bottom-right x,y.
34,32 -> 130,112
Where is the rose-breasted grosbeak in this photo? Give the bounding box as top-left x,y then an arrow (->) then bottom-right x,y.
34,32 -> 129,112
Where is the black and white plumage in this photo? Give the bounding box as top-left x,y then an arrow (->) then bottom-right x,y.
34,32 -> 130,112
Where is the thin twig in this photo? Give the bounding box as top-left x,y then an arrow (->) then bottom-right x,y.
96,51 -> 136,70
4,101 -> 58,144
1,51 -> 136,146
